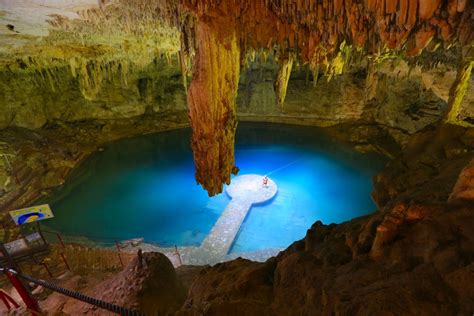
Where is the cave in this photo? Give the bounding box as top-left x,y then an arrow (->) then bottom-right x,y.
0,0 -> 473,315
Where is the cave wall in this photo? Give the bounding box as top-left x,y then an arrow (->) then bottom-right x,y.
0,58 -> 187,129
237,58 -> 473,138
0,57 -> 472,134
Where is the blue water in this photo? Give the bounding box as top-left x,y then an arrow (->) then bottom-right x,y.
41,123 -> 386,253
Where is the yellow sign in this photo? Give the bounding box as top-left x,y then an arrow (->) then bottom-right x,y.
9,204 -> 54,225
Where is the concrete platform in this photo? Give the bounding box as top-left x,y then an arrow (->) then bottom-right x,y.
121,175 -> 278,266
226,174 -> 277,204
192,174 -> 277,264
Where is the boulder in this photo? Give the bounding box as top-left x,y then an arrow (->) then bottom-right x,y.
62,252 -> 187,315
177,258 -> 275,316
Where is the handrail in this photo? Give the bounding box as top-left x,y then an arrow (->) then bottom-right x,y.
0,267 -> 144,316
41,229 -> 123,242
40,229 -> 169,250
38,229 -> 183,267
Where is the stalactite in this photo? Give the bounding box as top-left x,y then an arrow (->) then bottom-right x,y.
179,0 -> 472,196
275,53 -> 294,106
444,60 -> 473,126
311,64 -> 319,87
178,50 -> 189,93
365,60 -> 378,102
187,19 -> 240,196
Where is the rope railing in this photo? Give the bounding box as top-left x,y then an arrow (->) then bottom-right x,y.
41,229 -> 121,246
0,267 -> 145,315
38,229 -> 184,268
40,228 -> 182,254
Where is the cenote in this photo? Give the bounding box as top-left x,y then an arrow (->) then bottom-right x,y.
40,123 -> 387,253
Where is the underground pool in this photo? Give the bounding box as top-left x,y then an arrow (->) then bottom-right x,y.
40,122 -> 387,254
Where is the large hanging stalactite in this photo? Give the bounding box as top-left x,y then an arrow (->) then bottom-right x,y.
187,18 -> 240,196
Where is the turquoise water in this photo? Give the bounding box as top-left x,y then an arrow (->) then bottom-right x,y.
42,123 -> 386,253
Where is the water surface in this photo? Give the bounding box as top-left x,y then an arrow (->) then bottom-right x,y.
42,123 -> 386,253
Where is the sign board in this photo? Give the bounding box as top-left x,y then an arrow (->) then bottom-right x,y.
9,204 -> 54,226
4,238 -> 28,255
25,232 -> 42,243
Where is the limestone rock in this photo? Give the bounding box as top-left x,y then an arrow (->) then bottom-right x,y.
445,262 -> 474,311
187,18 -> 240,196
177,258 -> 275,315
61,252 -> 187,315
175,204 -> 474,315
448,159 -> 474,204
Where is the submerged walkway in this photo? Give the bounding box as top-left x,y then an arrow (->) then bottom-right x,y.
190,174 -> 277,264
119,175 -> 278,266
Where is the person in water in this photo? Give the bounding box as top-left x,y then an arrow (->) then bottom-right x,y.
262,176 -> 269,187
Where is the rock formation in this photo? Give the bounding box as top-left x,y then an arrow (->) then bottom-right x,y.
57,252 -> 187,315
171,126 -> 474,315
186,16 -> 240,196
1,0 -> 472,195
177,0 -> 473,195
445,59 -> 473,126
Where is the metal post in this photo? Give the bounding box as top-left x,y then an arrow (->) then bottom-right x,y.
2,154 -> 20,185
174,245 -> 182,266
115,241 -> 124,268
60,253 -> 70,271
41,261 -> 53,278
56,233 -> 65,249
35,222 -> 47,246
4,269 -> 40,314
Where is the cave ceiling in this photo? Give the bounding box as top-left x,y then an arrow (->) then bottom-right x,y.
0,0 -> 473,196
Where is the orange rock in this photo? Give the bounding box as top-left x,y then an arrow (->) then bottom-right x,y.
447,0 -> 458,16
368,0 -> 377,11
406,0 -> 418,27
385,0 -> 397,14
406,204 -> 439,221
398,0 -> 408,25
448,159 -> 474,204
419,0 -> 441,20
457,0 -> 468,12
334,0 -> 343,15
187,19 -> 240,196
415,28 -> 435,50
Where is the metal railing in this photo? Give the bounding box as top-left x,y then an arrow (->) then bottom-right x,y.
40,228 -> 183,267
0,267 -> 144,315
